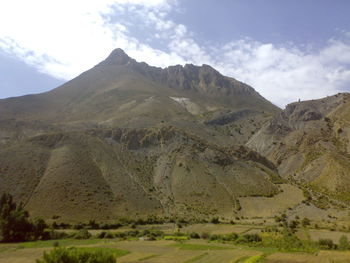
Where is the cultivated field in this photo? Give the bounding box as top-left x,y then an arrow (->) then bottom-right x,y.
2,235 -> 350,263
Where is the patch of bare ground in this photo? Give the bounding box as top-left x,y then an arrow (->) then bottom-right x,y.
0,248 -> 50,263
239,184 -> 304,218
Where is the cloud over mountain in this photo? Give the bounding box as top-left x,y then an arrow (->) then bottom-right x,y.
0,0 -> 349,106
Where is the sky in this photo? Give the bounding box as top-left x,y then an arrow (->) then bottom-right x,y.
0,0 -> 350,107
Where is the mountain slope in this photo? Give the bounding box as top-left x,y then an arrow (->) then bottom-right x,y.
247,93 -> 350,203
0,126 -> 280,221
0,49 -> 278,126
0,49 -> 284,222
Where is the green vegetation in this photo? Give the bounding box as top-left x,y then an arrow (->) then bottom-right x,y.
242,255 -> 264,263
15,239 -> 111,249
36,246 -> 128,263
173,243 -> 232,250
300,150 -> 324,171
0,193 -> 48,242
301,217 -> 310,227
338,235 -> 349,250
73,229 -> 92,239
318,239 -> 336,250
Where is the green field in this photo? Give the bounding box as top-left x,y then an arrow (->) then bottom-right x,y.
2,229 -> 350,263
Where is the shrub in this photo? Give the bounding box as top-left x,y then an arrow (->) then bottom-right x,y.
189,232 -> 200,239
211,217 -> 220,224
209,234 -> 220,241
52,241 -> 59,247
32,218 -> 48,240
46,229 -> 69,240
319,238 -> 336,250
100,223 -> 122,230
105,232 -> 115,239
201,232 -> 210,239
301,217 -> 310,227
73,223 -> 85,230
73,229 -> 91,239
277,232 -> 305,251
36,247 -> 116,263
125,230 -> 140,237
97,231 -> 107,239
242,234 -> 262,243
338,235 -> 349,250
114,232 -> 126,239
222,233 -> 238,241
289,220 -> 299,231
87,220 -> 99,229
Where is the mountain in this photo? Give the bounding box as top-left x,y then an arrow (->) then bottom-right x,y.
248,93 -> 350,205
0,48 -> 291,222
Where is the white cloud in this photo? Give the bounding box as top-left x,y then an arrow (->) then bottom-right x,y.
0,0 -> 350,107
215,39 -> 350,107
0,0 -> 182,79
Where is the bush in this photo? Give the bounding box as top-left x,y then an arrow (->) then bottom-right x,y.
36,247 -> 116,263
222,233 -> 238,241
242,234 -> 262,243
201,232 -> 210,239
338,235 -> 349,250
189,232 -> 200,239
319,238 -> 336,250
45,229 -> 69,240
73,229 -> 91,239
301,217 -> 310,227
100,223 -> 122,230
87,220 -> 99,229
211,217 -> 220,224
97,231 -> 107,239
277,231 -> 305,251
209,234 -> 220,241
73,223 -> 85,230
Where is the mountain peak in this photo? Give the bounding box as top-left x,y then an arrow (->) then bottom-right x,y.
102,48 -> 132,65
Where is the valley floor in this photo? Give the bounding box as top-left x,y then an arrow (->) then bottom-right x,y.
2,225 -> 350,263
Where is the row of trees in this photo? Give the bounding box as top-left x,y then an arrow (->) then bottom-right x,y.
0,193 -> 47,242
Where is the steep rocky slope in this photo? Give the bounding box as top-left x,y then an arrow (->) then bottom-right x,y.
247,93 -> 350,203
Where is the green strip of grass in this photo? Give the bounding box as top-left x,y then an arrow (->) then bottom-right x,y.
15,239 -> 115,249
173,243 -> 233,250
243,255 -> 263,263
164,235 -> 189,240
183,252 -> 208,263
72,247 -> 129,258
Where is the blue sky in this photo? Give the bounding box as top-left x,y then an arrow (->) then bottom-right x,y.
0,0 -> 349,107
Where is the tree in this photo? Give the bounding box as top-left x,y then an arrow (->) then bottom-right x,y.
338,235 -> 349,250
0,193 -> 33,242
0,193 -> 47,242
33,218 -> 48,240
